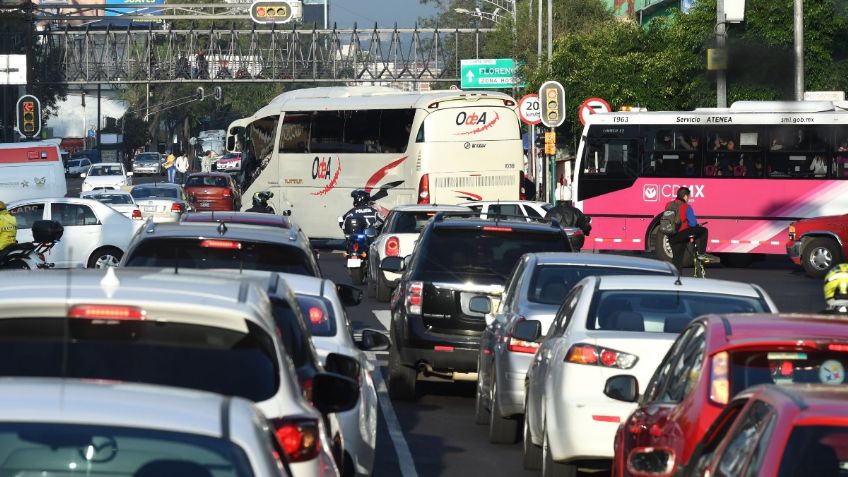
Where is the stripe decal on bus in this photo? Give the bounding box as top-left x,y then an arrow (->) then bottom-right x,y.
591,237 -> 782,246
433,175 -> 516,188
364,156 -> 408,194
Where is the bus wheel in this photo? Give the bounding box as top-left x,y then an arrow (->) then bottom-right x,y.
654,231 -> 692,267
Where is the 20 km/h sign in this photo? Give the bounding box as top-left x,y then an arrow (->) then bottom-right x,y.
517,94 -> 541,125
460,59 -> 517,89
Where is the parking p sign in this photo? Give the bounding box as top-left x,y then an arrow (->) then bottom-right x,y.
517,94 -> 541,125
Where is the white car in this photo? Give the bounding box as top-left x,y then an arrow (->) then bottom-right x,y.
280,272 -> 392,476
523,275 -> 778,476
80,189 -> 142,220
462,200 -> 586,250
0,378 -> 292,476
65,156 -> 91,176
130,182 -> 191,223
80,162 -> 133,192
367,204 -> 471,301
8,197 -> 142,268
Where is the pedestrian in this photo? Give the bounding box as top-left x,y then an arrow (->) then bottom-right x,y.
201,151 -> 213,173
555,174 -> 572,202
175,151 -> 189,184
545,199 -> 591,236
164,150 -> 176,183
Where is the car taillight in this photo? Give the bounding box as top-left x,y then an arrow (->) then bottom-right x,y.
385,236 -> 400,257
828,343 -> 848,352
507,336 -> 540,354
271,417 -> 321,463
417,174 -> 430,204
564,343 -> 637,369
68,305 -> 146,321
171,202 -> 183,213
352,242 -> 359,253
308,306 -> 326,325
131,209 -> 142,220
200,239 -> 242,249
788,224 -> 796,240
710,351 -> 729,405
407,281 -> 423,315
483,226 -> 513,232
222,189 -> 232,198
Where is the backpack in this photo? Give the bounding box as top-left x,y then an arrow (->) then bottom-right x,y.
658,201 -> 681,235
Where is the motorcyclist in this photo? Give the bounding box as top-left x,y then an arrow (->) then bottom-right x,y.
339,189 -> 381,233
545,200 -> 591,236
822,264 -> 848,315
246,191 -> 274,213
0,201 -> 17,253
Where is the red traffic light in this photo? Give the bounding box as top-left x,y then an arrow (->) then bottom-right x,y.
16,95 -> 42,139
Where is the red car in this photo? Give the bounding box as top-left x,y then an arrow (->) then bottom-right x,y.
666,384 -> 848,477
786,214 -> 847,277
183,172 -> 241,211
608,313 -> 848,477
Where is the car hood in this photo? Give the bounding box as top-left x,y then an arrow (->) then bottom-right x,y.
84,176 -> 125,184
794,214 -> 847,228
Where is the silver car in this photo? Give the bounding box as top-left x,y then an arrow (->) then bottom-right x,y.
476,253 -> 677,444
0,378 -> 291,476
132,151 -> 164,175
130,182 -> 191,223
0,268 -> 358,477
80,189 -> 142,220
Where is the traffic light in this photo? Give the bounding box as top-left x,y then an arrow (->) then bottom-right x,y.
16,95 -> 42,139
213,86 -> 222,101
195,87 -> 204,100
539,80 -> 566,128
250,0 -> 299,24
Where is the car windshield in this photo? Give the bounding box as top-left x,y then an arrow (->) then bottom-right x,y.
777,425 -> 848,477
135,153 -> 160,163
131,187 -> 179,199
386,211 -> 440,234
0,318 -> 280,402
90,194 -> 133,205
0,423 -> 255,476
586,291 -> 768,333
417,227 -> 570,283
68,160 -> 81,167
730,350 -> 848,394
88,166 -> 122,176
186,176 -> 229,188
125,238 -> 316,276
221,153 -> 240,160
295,295 -> 337,337
528,265 -> 673,305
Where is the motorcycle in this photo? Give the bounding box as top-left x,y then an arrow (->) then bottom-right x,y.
341,215 -> 376,285
0,220 -> 64,270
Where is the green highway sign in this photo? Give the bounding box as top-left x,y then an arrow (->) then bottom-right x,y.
461,58 -> 518,89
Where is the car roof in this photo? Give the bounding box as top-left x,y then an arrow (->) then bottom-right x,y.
740,383 -> 848,414
430,215 -> 563,234
462,200 -> 549,207
9,197 -> 103,207
81,190 -> 131,196
390,204 -> 471,212
132,182 -> 182,189
0,378 -> 247,438
91,162 -> 122,167
595,275 -> 762,297
701,313 -> 848,344
530,252 -> 675,272
140,221 -> 306,246
187,172 -> 231,178
182,212 -> 292,229
0,268 -> 274,336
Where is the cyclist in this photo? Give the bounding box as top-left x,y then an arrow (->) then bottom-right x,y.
666,187 -> 711,271
822,264 -> 848,315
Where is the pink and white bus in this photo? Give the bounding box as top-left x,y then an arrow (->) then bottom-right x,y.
573,101 -> 848,266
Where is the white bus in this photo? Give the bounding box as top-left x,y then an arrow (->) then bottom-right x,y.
227,86 -> 523,241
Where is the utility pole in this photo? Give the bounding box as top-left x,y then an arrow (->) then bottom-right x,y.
716,0 -> 727,107
794,0 -> 804,100
537,0 -> 542,66
546,0 -> 552,69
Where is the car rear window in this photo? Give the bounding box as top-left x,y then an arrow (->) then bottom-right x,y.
186,176 -> 229,188
0,318 -> 280,402
125,238 -> 316,276
135,153 -> 160,163
528,265 -> 673,305
730,350 -> 848,395
417,227 -> 570,282
295,295 -> 337,337
0,423 -> 255,476
777,425 -> 848,477
131,187 -> 179,199
587,291 -> 768,333
88,166 -> 123,176
91,194 -> 133,205
386,211 -> 439,233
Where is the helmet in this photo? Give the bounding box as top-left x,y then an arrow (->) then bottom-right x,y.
252,190 -> 273,208
351,189 -> 370,207
824,264 -> 848,309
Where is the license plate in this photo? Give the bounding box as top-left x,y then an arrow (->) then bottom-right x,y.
199,202 -> 211,208
347,258 -> 362,267
143,206 -> 157,212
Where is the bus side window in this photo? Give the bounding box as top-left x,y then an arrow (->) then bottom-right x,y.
704,127 -> 763,178
833,129 -> 848,179
415,123 -> 425,143
642,127 -> 701,178
346,110 -> 382,153
310,111 -> 346,153
381,109 -> 417,152
279,113 -> 311,153
767,125 -> 830,179
583,140 -> 637,178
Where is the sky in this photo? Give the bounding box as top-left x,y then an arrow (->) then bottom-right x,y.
330,0 -> 438,28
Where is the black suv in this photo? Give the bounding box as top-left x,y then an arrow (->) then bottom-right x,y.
380,214 -> 573,399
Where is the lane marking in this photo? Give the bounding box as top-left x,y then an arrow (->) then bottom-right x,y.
372,364 -> 418,477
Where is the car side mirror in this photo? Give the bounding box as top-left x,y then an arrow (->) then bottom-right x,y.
336,283 -> 363,306
324,352 -> 361,382
512,320 -> 542,342
80,173 -> 87,178
312,372 -> 359,414
357,329 -> 391,351
364,227 -> 377,238
469,296 -> 491,314
627,447 -> 675,477
380,256 -> 404,273
604,375 -> 639,403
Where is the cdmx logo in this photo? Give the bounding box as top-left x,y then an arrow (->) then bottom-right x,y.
643,184 -> 705,202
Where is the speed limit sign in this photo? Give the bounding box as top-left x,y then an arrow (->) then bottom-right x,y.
517,94 -> 542,125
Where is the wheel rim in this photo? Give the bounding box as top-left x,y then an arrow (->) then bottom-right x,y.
489,379 -> 497,425
95,254 -> 120,268
662,235 -> 673,257
809,247 -> 833,270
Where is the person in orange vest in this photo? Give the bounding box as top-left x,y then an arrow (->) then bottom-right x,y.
0,201 -> 18,253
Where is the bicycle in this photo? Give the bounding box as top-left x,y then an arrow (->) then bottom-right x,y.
688,222 -> 714,278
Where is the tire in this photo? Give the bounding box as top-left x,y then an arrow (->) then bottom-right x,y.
387,347 -> 416,400
653,229 -> 692,268
376,273 -> 392,302
542,424 -> 578,477
0,259 -> 30,270
87,247 -> 123,269
489,376 -> 520,444
349,267 -> 364,286
523,406 -> 542,470
802,237 -> 842,278
474,375 -> 491,425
